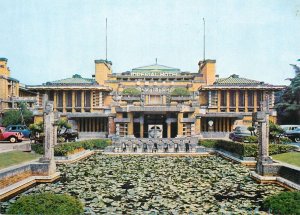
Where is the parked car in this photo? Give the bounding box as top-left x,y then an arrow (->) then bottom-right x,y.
280,125 -> 300,132
58,128 -> 79,142
0,127 -> 24,143
6,125 -> 31,138
284,127 -> 300,143
229,126 -> 255,142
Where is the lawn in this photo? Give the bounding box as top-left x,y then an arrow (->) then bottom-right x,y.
272,152 -> 300,167
0,151 -> 41,169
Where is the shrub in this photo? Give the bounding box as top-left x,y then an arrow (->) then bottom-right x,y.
122,88 -> 141,96
244,136 -> 258,143
31,143 -> 44,155
262,191 -> 300,214
54,139 -> 111,156
199,140 -> 297,157
171,87 -> 190,96
7,193 -> 84,215
31,139 -> 111,156
279,137 -> 292,144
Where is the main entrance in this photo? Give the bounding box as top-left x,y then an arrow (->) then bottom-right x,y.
133,113 -> 178,138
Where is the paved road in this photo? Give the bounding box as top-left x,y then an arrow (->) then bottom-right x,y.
0,140 -> 31,153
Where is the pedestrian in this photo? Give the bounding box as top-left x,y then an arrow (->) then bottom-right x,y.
143,142 -> 147,152
153,142 -> 158,153
185,142 -> 190,152
133,142 -> 137,152
174,142 -> 179,153
122,142 -> 126,152
164,142 -> 168,153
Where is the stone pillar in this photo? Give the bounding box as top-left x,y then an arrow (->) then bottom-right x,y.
245,90 -> 248,112
81,91 -> 85,113
108,116 -> 116,137
140,115 -> 144,138
39,94 -> 57,175
167,122 -> 171,138
177,112 -> 183,137
217,90 -> 221,112
128,112 -> 134,136
235,90 -> 239,112
72,91 -> 75,113
254,102 -> 272,176
254,91 -> 257,112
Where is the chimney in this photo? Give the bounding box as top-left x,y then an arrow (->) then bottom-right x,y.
198,59 -> 216,85
0,58 -> 9,77
94,59 -> 112,85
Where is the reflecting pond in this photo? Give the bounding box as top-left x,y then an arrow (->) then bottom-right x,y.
2,154 -> 286,214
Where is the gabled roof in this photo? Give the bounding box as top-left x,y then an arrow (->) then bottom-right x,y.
45,74 -> 96,86
214,74 -> 263,85
132,64 -> 180,72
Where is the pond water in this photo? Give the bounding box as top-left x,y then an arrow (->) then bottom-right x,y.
1,154 -> 286,214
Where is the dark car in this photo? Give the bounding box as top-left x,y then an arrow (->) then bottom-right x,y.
6,125 -> 31,138
229,126 -> 254,142
58,128 -> 79,142
284,128 -> 300,143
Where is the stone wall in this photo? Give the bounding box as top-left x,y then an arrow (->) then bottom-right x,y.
0,163 -> 50,189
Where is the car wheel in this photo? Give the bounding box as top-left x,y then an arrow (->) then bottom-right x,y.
295,138 -> 300,143
9,136 -> 17,143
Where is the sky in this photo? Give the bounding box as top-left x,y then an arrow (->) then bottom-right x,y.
0,0 -> 300,85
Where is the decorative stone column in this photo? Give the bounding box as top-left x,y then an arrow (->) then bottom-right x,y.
253,101 -> 273,176
39,94 -> 57,175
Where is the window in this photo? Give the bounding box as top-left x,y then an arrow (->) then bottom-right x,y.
248,91 -> 254,106
230,90 -> 236,107
221,91 -> 226,106
239,91 -> 245,106
183,123 -> 191,136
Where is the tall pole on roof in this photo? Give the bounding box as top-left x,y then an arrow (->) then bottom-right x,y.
203,17 -> 206,61
106,18 -> 108,61
155,58 -> 157,64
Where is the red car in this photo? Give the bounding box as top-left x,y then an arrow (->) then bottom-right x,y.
0,127 -> 24,143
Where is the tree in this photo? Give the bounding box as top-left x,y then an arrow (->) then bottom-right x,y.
2,102 -> 33,126
247,126 -> 256,136
276,61 -> 300,124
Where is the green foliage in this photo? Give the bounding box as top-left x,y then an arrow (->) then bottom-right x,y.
31,143 -> 44,155
247,126 -> 256,136
199,140 -> 297,157
57,119 -> 72,135
269,121 -> 284,143
31,139 -> 111,156
276,62 -> 300,124
244,136 -> 258,143
7,193 -> 84,215
2,102 -> 33,126
54,139 -> 111,156
29,122 -> 44,133
279,137 -> 292,144
263,191 -> 300,214
171,87 -> 190,96
122,88 -> 141,96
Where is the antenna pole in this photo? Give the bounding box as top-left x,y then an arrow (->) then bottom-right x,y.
106,18 -> 108,61
203,18 -> 206,61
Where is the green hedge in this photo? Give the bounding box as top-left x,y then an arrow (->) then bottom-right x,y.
7,193 -> 83,215
32,139 -> 111,156
262,191 -> 300,214
199,140 -> 297,157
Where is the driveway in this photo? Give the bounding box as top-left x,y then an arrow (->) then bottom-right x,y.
0,140 -> 31,153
